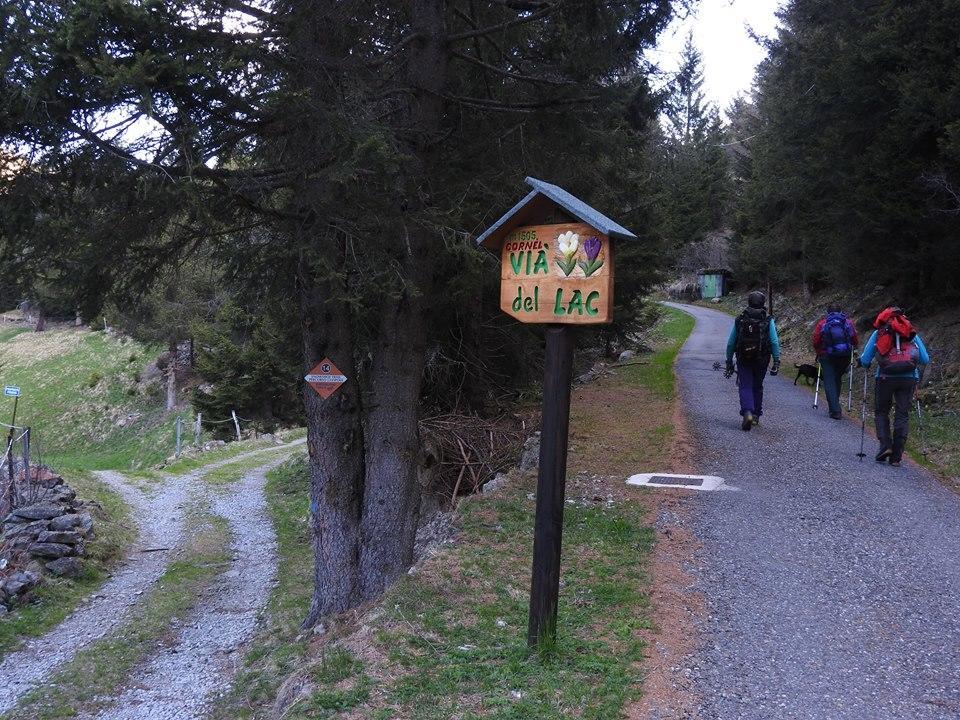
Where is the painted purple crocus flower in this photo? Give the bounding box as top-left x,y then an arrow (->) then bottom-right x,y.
584,236 -> 602,263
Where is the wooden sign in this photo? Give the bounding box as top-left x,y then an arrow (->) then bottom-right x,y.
305,359 -> 347,400
499,223 -> 613,324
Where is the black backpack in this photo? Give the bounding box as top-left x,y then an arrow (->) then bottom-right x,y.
736,308 -> 769,361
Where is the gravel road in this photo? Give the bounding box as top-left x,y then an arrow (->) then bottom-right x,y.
0,439 -> 304,716
0,472 -> 188,715
83,457 -> 286,720
666,302 -> 960,719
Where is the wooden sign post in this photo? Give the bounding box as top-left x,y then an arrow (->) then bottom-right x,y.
477,177 -> 637,648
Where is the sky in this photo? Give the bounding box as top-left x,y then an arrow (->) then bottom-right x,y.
647,0 -> 784,114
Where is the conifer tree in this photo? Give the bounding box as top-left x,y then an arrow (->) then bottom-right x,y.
736,0 -> 960,298
651,33 -> 731,260
0,0 -> 678,625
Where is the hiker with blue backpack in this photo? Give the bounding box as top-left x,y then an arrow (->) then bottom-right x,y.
725,290 -> 781,431
858,307 -> 930,467
812,304 -> 859,420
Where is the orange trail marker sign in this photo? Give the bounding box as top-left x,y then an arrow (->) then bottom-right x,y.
305,359 -> 347,399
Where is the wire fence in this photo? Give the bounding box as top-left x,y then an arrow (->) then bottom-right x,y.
171,410 -> 262,458
0,426 -> 48,519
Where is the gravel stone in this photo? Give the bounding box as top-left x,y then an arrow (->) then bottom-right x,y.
36,530 -> 83,545
3,519 -> 48,540
666,302 -> 960,719
27,542 -> 73,558
50,514 -> 83,531
0,472 -> 188,714
45,557 -> 83,578
83,457 -> 287,720
0,438 -> 305,716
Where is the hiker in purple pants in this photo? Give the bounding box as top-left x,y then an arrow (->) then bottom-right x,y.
737,358 -> 770,421
724,291 -> 782,431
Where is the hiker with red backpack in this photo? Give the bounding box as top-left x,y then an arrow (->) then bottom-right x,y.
812,304 -> 859,419
857,307 -> 930,467
725,290 -> 781,431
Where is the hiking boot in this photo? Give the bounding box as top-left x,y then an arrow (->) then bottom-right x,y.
829,411 -> 842,420
890,443 -> 904,466
741,412 -> 754,431
875,447 -> 892,463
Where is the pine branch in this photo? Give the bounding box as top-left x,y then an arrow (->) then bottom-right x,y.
445,93 -> 597,112
445,4 -> 557,43
450,50 -> 569,86
212,0 -> 276,23
365,32 -> 423,68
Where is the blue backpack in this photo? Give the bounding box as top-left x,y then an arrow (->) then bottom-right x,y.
822,312 -> 852,356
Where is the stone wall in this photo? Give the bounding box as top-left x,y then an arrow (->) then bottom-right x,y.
0,470 -> 93,616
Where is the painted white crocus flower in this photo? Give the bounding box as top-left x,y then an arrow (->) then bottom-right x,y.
557,231 -> 579,260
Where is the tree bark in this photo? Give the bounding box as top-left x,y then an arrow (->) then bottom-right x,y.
355,0 -> 447,600
359,285 -> 428,598
288,0 -> 449,623
299,253 -> 366,626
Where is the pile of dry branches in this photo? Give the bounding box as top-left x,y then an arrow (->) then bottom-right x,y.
419,413 -> 529,501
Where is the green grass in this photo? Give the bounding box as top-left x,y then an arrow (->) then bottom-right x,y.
368,487 -> 653,720
149,431 -> 304,479
0,326 -> 29,344
200,445 -> 302,485
3,512 -> 232,720
0,328 -> 177,471
0,471 -> 135,660
688,296 -> 739,316
569,307 -> 695,477
214,455 -> 655,719
210,309 -> 700,719
620,306 -> 696,398
909,412 -> 960,477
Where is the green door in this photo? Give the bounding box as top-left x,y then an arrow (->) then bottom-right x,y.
702,274 -> 719,298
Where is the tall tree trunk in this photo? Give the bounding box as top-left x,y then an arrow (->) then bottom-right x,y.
354,0 -> 447,599
299,253 -> 366,627
166,339 -> 177,410
359,286 -> 428,598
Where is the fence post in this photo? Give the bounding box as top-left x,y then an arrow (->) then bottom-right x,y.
6,437 -> 13,499
194,413 -> 202,446
231,410 -> 242,442
0,449 -> 10,518
22,427 -> 30,498
175,416 -> 182,458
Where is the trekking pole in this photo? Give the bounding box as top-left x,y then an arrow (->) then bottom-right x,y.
813,361 -> 822,409
915,396 -> 928,459
857,368 -> 868,461
847,357 -> 854,412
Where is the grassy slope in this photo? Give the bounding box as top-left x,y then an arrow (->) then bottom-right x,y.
0,327 -> 175,471
213,307 -> 695,719
0,325 -> 306,657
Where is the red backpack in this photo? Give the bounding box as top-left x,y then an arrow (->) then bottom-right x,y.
877,326 -> 920,375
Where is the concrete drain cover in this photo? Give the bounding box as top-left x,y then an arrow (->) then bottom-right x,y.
648,475 -> 703,487
626,473 -> 729,491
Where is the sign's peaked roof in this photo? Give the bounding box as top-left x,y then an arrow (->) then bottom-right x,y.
476,176 -> 638,249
